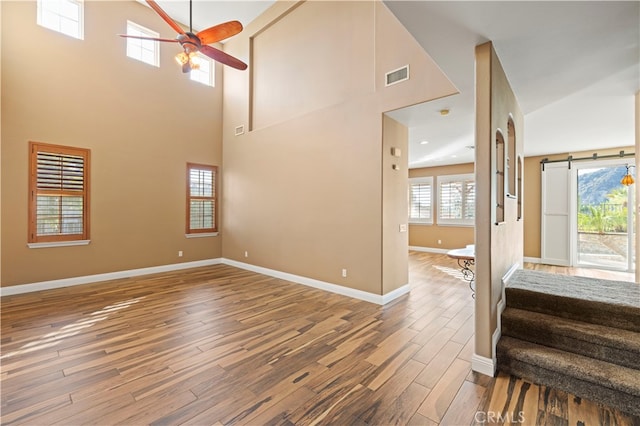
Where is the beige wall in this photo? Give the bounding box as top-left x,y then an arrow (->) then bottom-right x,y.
0,0 -> 3,284
409,163 -> 475,249
522,146 -> 635,259
475,42 -> 524,360
221,1 -> 457,296
1,1 -> 224,286
382,115 -> 409,294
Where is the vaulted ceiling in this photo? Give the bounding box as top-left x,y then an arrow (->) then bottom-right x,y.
155,1 -> 640,168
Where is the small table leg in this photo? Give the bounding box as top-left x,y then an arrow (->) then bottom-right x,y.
457,258 -> 475,298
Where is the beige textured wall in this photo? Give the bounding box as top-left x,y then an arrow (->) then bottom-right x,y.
1,1 -> 223,286
0,0 -> 3,284
382,115 -> 409,294
522,146 -> 634,259
221,1 -> 457,295
408,163 -> 475,249
475,42 -> 524,360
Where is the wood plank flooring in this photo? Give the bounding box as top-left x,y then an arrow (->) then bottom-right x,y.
0,252 -> 637,425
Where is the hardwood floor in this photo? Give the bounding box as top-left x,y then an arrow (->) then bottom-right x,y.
0,252 -> 636,425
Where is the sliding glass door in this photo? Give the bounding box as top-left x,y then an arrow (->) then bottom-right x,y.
576,162 -> 635,271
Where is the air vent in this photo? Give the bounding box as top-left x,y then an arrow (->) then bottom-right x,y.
385,65 -> 409,86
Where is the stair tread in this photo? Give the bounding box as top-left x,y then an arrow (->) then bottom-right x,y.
502,307 -> 640,352
497,336 -> 640,396
505,271 -> 640,332
508,269 -> 640,309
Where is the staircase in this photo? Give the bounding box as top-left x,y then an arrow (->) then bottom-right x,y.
497,269 -> 640,417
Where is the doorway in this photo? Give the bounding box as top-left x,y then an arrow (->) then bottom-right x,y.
574,161 -> 635,272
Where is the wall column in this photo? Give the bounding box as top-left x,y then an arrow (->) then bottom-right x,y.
635,92 -> 639,283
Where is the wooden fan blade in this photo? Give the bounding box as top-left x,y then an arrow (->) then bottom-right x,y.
200,45 -> 247,70
197,21 -> 243,45
145,0 -> 185,35
118,34 -> 179,43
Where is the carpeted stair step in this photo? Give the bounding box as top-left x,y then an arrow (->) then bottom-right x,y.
497,336 -> 640,417
501,307 -> 640,369
505,270 -> 640,332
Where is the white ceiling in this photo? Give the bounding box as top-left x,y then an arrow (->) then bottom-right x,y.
384,1 -> 640,168
148,1 -> 274,32
154,1 -> 640,169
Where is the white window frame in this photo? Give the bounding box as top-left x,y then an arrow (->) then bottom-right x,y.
437,173 -> 475,227
190,53 -> 215,87
37,0 -> 84,40
126,21 -> 160,67
409,177 -> 433,225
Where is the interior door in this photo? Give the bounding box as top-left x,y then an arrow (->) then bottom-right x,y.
541,162 -> 571,266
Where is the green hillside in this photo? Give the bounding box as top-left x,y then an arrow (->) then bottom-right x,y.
578,165 -> 629,205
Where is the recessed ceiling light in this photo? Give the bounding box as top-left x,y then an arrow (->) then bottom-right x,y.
439,108 -> 450,116
451,155 -> 457,158
420,140 -> 429,145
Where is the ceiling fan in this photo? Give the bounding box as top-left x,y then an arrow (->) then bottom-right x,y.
120,0 -> 247,73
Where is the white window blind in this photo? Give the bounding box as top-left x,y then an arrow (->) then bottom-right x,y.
409,177 -> 433,224
437,174 -> 475,226
37,0 -> 84,40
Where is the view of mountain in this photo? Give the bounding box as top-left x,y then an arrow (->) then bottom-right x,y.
577,165 -> 629,205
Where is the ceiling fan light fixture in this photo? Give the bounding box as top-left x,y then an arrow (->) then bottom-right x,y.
188,52 -> 202,70
175,51 -> 201,71
175,51 -> 189,66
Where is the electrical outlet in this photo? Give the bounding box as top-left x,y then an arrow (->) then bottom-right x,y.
178,251 -> 183,257
244,251 -> 249,258
342,269 -> 347,278
437,240 -> 442,245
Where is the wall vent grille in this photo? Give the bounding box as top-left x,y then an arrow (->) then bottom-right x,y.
385,65 -> 409,86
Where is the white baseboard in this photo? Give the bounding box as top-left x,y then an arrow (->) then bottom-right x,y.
472,262 -> 519,378
221,258 -> 408,305
471,353 -> 495,377
523,256 -> 542,264
471,323 -> 502,377
502,262 -> 521,287
382,283 -> 411,304
409,246 -> 449,254
2,258 -> 410,305
0,259 -> 223,297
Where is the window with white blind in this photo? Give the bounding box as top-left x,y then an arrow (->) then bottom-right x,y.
187,163 -> 217,234
409,177 -> 433,224
28,142 -> 90,245
190,53 -> 215,87
437,173 -> 475,226
37,0 -> 84,40
126,21 -> 159,67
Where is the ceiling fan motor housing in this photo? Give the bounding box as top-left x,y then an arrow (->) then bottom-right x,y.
178,32 -> 201,53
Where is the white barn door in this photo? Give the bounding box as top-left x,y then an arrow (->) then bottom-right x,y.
541,162 -> 571,266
